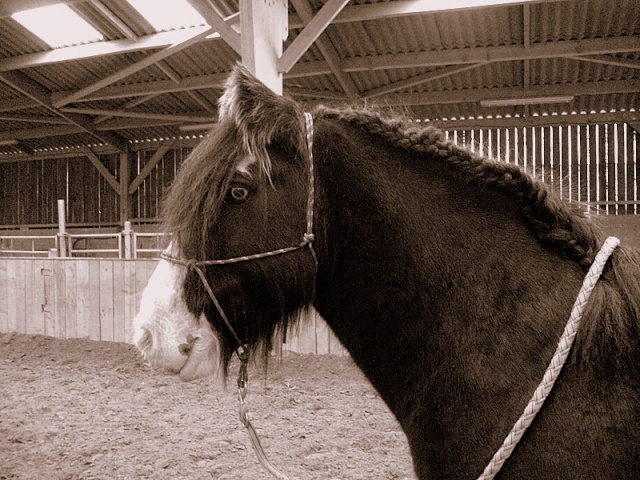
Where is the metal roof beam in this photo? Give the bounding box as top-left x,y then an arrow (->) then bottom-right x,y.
0,70 -> 128,151
290,0 -> 359,99
301,36 -> 640,75
278,0 -> 349,73
433,110 -> 640,129
377,79 -> 640,106
52,27 -> 215,108
186,0 -> 241,54
568,54 -> 640,70
364,63 -> 489,98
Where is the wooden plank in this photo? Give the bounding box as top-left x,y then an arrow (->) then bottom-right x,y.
578,125 -> 589,205
40,259 -> 56,337
589,124 -> 598,208
50,259 -> 66,338
6,260 -> 20,333
0,259 -> 8,333
123,260 -> 136,343
24,260 -> 43,336
112,260 -> 126,343
314,310 -> 330,355
623,123 -> 636,214
294,310 -> 317,354
607,124 -> 618,214
75,260 -> 91,338
99,260 -> 115,341
63,260 -> 78,339
87,260 -> 102,340
12,260 -> 27,334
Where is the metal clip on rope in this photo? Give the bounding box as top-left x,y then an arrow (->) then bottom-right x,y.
236,352 -> 290,480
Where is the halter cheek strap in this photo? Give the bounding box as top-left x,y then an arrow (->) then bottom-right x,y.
161,111 -> 318,350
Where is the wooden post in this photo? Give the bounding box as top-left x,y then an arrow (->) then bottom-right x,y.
123,221 -> 133,259
119,150 -> 131,226
57,199 -> 67,257
239,0 -> 288,94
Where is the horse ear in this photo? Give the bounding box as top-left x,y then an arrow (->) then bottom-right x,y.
218,64 -> 281,122
217,64 -> 305,168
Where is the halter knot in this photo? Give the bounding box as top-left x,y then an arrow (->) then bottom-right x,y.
302,233 -> 315,245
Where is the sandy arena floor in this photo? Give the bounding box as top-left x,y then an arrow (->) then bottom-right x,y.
0,332 -> 416,479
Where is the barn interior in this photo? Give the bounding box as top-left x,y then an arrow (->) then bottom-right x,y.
0,0 -> 639,344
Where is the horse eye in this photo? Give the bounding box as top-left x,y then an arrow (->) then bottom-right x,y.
229,186 -> 250,202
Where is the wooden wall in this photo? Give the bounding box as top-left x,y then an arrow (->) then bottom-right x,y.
0,258 -> 347,356
0,258 -> 157,343
1,123 -> 638,229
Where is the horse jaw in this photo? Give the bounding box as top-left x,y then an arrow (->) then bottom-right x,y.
133,252 -> 222,383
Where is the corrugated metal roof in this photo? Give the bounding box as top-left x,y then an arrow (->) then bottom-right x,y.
0,0 -> 637,158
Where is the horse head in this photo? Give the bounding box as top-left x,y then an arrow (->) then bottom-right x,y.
133,65 -> 317,381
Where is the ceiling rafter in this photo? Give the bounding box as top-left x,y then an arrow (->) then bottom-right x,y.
52,26 -> 215,108
290,0 -> 359,99
0,0 -> 637,161
186,0 -> 241,54
0,70 -> 128,151
278,0 -> 350,73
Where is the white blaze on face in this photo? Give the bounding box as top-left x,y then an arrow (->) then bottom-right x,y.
133,244 -> 221,382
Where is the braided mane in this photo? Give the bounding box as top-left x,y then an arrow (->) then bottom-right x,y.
315,106 -> 600,269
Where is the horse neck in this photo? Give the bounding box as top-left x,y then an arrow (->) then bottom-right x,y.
311,120 -> 587,475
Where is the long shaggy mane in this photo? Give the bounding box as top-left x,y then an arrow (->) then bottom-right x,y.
313,105 -> 640,370
161,64 -> 639,372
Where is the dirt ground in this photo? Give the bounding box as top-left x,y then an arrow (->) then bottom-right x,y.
0,332 -> 416,480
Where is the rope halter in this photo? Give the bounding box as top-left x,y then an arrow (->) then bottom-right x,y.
162,111 -> 317,351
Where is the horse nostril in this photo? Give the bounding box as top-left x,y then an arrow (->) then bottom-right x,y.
178,334 -> 197,356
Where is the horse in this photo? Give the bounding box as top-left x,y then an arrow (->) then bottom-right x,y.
133,64 -> 640,479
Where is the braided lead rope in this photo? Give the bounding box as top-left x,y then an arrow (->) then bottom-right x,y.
161,112 -> 317,480
478,236 -> 620,480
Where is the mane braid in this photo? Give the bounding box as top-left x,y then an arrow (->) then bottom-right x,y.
315,106 -> 600,269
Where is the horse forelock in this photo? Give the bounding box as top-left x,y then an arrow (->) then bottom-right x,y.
217,64 -> 307,181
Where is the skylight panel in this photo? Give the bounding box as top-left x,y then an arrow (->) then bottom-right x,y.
12,4 -> 103,48
126,0 -> 207,31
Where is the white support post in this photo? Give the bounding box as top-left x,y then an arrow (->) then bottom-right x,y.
239,0 -> 288,94
57,199 -> 67,257
123,221 -> 133,259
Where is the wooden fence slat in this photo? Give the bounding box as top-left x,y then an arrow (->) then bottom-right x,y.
63,260 -> 77,339
0,258 -> 345,355
112,260 -> 126,343
99,260 -> 115,342
75,260 -> 90,338
0,259 -> 7,332
123,260 -> 136,343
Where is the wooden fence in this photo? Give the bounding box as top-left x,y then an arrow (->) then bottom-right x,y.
0,258 -> 347,356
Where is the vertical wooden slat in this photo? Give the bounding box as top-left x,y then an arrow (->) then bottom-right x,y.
553,126 -> 562,199
314,310 -> 330,355
25,260 -> 43,335
608,124 -> 618,214
0,259 -> 8,332
123,260 -> 137,343
586,125 -> 600,213
63,260 -> 78,339
88,260 -> 102,340
40,259 -> 55,337
99,260 -> 115,341
112,260 -> 126,343
75,260 -> 91,338
597,124 -> 608,213
623,124 -> 634,214
6,260 -> 19,333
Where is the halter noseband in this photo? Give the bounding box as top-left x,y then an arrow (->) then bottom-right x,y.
162,111 -> 317,351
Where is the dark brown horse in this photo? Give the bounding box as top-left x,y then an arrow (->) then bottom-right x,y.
134,65 -> 640,479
